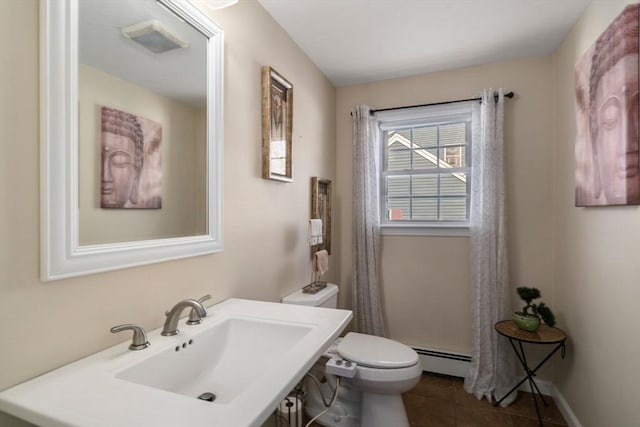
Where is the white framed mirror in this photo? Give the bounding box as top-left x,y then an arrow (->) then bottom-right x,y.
41,0 -> 223,281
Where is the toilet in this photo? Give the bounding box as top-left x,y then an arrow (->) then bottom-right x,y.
282,284 -> 422,427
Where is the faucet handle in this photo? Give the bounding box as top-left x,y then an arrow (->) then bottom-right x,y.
111,324 -> 150,351
187,294 -> 211,325
196,294 -> 211,305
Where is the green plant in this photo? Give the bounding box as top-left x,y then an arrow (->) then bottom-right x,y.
516,287 -> 556,327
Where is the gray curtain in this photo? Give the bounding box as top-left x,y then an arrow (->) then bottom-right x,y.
351,105 -> 386,337
464,89 -> 516,405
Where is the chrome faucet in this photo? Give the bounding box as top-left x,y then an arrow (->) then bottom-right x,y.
161,299 -> 207,336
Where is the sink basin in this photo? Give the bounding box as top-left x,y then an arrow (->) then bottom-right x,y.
117,317 -> 313,403
0,298 -> 352,427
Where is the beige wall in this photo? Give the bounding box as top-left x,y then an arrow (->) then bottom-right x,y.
552,1 -> 640,425
4,0 -> 636,425
336,56 -> 556,357
79,64 -> 206,244
0,3 -> 336,426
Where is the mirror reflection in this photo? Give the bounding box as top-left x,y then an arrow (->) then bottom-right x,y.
78,0 -> 207,245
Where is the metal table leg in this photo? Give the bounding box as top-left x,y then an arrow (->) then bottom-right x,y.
494,339 -> 566,427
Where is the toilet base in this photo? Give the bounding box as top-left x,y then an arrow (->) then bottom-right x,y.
304,374 -> 411,427
305,373 -> 360,426
360,391 -> 410,427
304,400 -> 360,427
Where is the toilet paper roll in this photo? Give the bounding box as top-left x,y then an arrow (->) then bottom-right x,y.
277,397 -> 302,427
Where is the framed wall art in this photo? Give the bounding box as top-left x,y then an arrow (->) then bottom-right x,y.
311,177 -> 332,254
100,106 -> 162,209
262,66 -> 293,182
574,4 -> 639,206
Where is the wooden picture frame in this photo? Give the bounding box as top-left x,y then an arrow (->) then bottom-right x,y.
262,66 -> 293,182
311,177 -> 332,254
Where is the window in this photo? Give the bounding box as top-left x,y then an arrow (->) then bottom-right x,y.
377,102 -> 472,235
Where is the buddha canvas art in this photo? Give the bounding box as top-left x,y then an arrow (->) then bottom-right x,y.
100,106 -> 162,209
575,4 -> 639,206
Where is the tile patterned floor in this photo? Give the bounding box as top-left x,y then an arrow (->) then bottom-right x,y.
403,373 -> 568,427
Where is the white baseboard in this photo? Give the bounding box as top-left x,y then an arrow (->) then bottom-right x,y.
551,385 -> 583,427
515,379 -> 582,426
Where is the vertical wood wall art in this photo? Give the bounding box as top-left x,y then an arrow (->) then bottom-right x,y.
311,177 -> 332,254
262,66 -> 293,182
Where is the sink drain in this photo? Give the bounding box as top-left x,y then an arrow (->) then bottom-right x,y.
197,392 -> 216,402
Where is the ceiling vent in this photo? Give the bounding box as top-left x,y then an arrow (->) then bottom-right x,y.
121,20 -> 188,54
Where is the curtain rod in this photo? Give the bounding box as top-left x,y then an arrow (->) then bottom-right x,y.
353,91 -> 515,116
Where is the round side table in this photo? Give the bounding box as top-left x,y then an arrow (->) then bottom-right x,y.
494,320 -> 567,427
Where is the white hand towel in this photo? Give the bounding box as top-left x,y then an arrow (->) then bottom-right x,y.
313,250 -> 329,276
309,219 -> 323,245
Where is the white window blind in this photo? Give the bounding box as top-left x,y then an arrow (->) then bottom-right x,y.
377,102 -> 473,234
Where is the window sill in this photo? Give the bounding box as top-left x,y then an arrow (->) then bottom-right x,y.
380,224 -> 470,237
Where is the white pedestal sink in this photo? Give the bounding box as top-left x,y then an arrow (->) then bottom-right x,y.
0,298 -> 352,427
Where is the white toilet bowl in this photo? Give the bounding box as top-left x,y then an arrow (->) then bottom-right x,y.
334,332 -> 421,427
282,285 -> 421,427
348,363 -> 423,394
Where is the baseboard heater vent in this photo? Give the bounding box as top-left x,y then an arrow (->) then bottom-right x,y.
412,347 -> 471,378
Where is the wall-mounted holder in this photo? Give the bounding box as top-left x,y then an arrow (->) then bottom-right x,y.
311,177 -> 332,255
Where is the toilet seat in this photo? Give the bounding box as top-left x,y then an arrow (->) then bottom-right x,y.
337,332 -> 419,369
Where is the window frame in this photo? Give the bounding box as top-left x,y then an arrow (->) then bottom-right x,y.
376,102 -> 473,236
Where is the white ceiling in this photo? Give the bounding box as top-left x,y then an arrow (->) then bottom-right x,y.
257,0 -> 592,87
80,0 -> 207,107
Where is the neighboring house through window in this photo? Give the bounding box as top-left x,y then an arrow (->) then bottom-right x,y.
376,102 -> 472,236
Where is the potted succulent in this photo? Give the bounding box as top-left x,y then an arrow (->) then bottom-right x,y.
512,286 -> 556,332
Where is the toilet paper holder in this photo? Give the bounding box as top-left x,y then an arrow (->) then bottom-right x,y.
275,387 -> 305,427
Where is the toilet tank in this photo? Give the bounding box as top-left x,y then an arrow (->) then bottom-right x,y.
282,283 -> 338,308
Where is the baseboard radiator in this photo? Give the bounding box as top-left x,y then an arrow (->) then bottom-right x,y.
413,346 -> 560,399
412,347 -> 471,378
